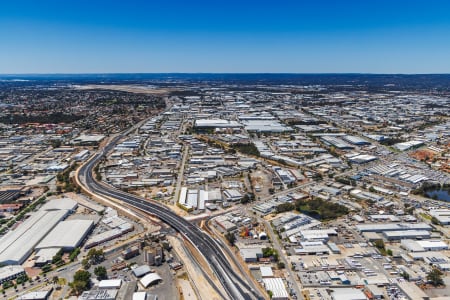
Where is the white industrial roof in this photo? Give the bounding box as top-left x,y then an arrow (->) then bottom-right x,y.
34,248 -> 60,265
40,198 -> 77,211
263,278 -> 289,299
260,266 -> 274,278
0,265 -> 24,282
98,279 -> 122,289
140,273 -> 162,288
132,265 -> 152,277
356,222 -> 432,232
17,290 -> 52,300
330,288 -> 367,300
0,209 -> 67,265
133,292 -> 147,300
36,219 -> 94,250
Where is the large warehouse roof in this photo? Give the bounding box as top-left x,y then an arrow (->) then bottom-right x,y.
356,222 -> 432,233
36,219 -> 94,250
40,197 -> 77,211
0,209 -> 67,265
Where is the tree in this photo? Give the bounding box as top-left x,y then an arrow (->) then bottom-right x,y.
224,232 -> 236,246
87,248 -> 105,265
401,271 -> 410,281
386,249 -> 393,256
426,267 -> 444,287
52,276 -> 59,285
431,216 -> 441,225
70,270 -> 91,295
94,266 -> 107,280
81,258 -> 90,270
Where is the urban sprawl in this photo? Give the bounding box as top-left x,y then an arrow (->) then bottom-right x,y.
0,76 -> 450,300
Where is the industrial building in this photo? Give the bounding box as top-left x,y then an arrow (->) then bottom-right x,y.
383,230 -> 431,241
401,239 -> 448,252
428,209 -> 450,225
140,273 -> 162,288
78,289 -> 118,300
329,288 -> 367,300
0,208 -> 67,265
132,265 -> 152,278
194,119 -> 242,128
0,198 -> 79,265
356,223 -> 432,233
0,265 -> 25,284
262,278 -> 289,300
36,219 -> 94,250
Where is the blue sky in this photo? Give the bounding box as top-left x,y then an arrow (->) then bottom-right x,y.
1,0 -> 450,73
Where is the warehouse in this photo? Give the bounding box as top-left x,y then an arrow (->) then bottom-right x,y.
428,209 -> 450,225
98,279 -> 122,289
349,154 -> 377,164
140,273 -> 162,288
0,265 -> 25,284
71,134 -> 105,145
0,209 -> 67,265
40,197 -> 78,212
36,219 -> 94,250
356,223 -> 432,233
194,119 -> 242,128
342,135 -> 371,145
329,288 -> 367,300
132,265 -> 152,278
383,230 -> 431,241
262,278 -> 289,300
416,240 -> 449,251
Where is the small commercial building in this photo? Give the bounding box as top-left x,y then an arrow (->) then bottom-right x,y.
260,266 -> 274,278
17,289 -> 53,300
240,247 -> 263,263
98,279 -> 122,289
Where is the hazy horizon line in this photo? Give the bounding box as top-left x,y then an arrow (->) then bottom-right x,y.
1,72 -> 450,76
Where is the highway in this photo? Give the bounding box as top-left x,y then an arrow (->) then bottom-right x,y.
77,136 -> 262,300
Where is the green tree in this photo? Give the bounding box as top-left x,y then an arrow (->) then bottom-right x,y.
431,216 -> 441,225
401,271 -> 410,281
70,269 -> 91,295
426,267 -> 444,287
81,258 -> 90,270
224,232 -> 236,246
94,266 -> 107,280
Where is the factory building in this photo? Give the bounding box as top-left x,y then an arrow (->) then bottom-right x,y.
356,223 -> 432,233
35,219 -> 94,251
383,230 -> 431,241
0,208 -> 67,265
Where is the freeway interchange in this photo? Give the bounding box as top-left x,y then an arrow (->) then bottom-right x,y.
77,137 -> 262,300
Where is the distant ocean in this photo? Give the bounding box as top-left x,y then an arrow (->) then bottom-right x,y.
1,73 -> 450,90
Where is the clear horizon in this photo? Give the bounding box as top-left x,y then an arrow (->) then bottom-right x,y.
1,0 -> 450,74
